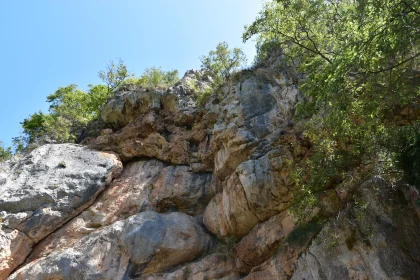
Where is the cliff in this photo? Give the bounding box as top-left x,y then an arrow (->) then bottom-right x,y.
1,61 -> 420,279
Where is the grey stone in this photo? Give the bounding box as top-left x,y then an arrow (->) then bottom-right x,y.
9,211 -> 211,280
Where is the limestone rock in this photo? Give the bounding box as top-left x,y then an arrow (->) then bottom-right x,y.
0,144 -> 122,279
137,253 -> 240,280
235,213 -> 294,272
291,178 -> 420,280
27,159 -> 215,264
211,76 -> 300,181
26,159 -> 164,262
204,149 -> 296,238
244,219 -> 321,280
0,229 -> 33,280
9,211 -> 211,280
150,165 -> 215,215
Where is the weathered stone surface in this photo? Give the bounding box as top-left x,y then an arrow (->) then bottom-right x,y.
245,220 -> 322,280
91,101 -> 215,170
204,149 -> 297,238
203,73 -> 302,239
235,213 -> 294,272
9,211 -> 211,280
150,165 -> 215,215
26,159 -> 164,262
137,253 -> 240,280
211,76 -> 300,181
291,178 -> 420,280
0,144 -> 122,279
27,159 -> 215,264
203,174 -> 260,238
87,70 -> 216,171
0,229 -> 33,280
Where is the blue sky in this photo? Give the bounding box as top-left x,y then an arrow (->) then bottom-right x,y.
0,0 -> 262,148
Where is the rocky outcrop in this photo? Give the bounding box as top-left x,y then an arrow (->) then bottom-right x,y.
25,159 -> 215,264
137,253 -> 239,280
0,144 -> 122,279
87,71 -> 216,172
291,178 -> 420,280
2,66 -> 420,280
9,212 -> 211,280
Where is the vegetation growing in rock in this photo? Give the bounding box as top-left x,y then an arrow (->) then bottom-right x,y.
123,66 -> 179,89
0,141 -> 12,162
21,84 -> 110,144
185,78 -> 213,107
200,41 -> 247,88
17,62 -> 181,148
98,59 -> 129,93
244,0 -> 420,216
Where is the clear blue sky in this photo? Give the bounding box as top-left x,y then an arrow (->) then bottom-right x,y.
0,0 -> 262,148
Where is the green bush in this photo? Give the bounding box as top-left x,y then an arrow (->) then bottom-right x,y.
98,59 -> 129,93
200,41 -> 246,88
22,83 -> 110,145
393,123 -> 420,189
185,79 -> 213,107
123,67 -> 179,89
0,142 -> 12,162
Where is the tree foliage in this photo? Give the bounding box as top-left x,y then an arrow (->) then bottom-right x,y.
244,0 -> 420,214
0,141 -> 12,162
136,67 -> 179,88
18,61 -> 180,147
22,83 -> 110,144
200,41 -> 247,87
122,67 -> 179,89
98,59 -> 129,93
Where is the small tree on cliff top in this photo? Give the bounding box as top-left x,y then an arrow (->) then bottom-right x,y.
200,41 -> 247,87
98,59 -> 129,93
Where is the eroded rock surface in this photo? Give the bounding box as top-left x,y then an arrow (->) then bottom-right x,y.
0,144 -> 122,279
2,66 -> 420,280
9,211 -> 211,280
26,159 -> 215,263
292,178 -> 420,280
137,253 -> 240,280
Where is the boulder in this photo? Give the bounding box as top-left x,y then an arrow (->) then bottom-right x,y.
137,253 -> 240,280
0,144 -> 122,279
27,159 -> 216,263
150,165 -> 215,215
8,211 -> 211,280
235,213 -> 294,272
25,159 -> 164,262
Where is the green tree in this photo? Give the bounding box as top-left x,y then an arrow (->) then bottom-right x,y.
136,67 -> 179,88
19,60 -> 128,147
22,83 -> 110,145
98,59 -> 129,93
200,41 -> 247,87
244,0 -> 420,215
0,141 -> 12,162
21,111 -> 48,143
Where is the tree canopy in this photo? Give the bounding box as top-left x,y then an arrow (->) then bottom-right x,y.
244,0 -> 420,216
124,67 -> 179,89
200,41 -> 247,87
0,141 -> 12,162
18,62 -> 180,148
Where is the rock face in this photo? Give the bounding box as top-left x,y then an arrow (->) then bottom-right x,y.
0,144 -> 122,279
2,66 -> 420,280
9,212 -> 211,280
88,71 -> 216,172
291,178 -> 420,280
